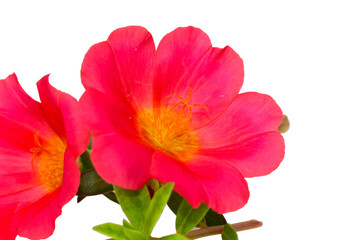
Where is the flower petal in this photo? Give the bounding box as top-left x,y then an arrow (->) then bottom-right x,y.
150,152 -> 249,214
0,204 -> 17,240
199,132 -> 285,177
81,26 -> 155,110
57,148 -> 81,206
0,185 -> 46,212
195,92 -> 284,177
153,26 -> 244,128
195,92 -> 283,148
91,132 -> 153,190
37,76 -> 90,157
0,115 -> 36,153
0,150 -> 78,239
80,89 -> 137,138
0,74 -> 55,140
15,189 -> 61,239
80,88 -> 153,189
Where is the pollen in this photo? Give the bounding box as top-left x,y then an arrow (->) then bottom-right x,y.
137,107 -> 199,161
31,133 -> 66,193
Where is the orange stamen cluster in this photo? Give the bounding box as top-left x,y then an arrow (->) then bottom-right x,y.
31,132 -> 66,192
137,89 -> 208,161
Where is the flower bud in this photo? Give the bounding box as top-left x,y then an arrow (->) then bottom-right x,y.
278,115 -> 290,133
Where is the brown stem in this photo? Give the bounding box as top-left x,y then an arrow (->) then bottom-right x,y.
185,220 -> 263,239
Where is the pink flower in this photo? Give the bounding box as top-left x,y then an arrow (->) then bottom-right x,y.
80,26 -> 285,214
0,74 -> 90,239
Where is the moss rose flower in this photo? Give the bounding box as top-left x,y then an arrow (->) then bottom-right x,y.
0,74 -> 89,239
80,26 -> 285,214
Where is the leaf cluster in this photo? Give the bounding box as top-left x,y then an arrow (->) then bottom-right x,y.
93,182 -> 238,240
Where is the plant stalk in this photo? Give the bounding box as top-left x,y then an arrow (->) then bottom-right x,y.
185,219 -> 263,239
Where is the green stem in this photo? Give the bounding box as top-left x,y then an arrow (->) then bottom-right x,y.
185,220 -> 263,239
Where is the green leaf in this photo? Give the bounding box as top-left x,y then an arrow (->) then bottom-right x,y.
123,220 -> 147,240
221,224 -> 238,240
122,220 -> 135,230
167,192 -> 226,227
204,209 -> 227,227
103,191 -> 119,203
87,136 -> 93,150
77,195 -> 86,203
93,223 -> 128,240
143,182 -> 174,236
176,200 -> 209,234
79,149 -> 93,171
114,185 -> 150,230
167,191 -> 184,215
160,234 -> 190,240
77,169 -> 113,196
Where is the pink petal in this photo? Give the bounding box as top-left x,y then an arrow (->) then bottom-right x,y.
0,185 -> 46,211
195,92 -> 283,148
0,172 -> 39,197
57,148 -> 80,206
15,189 -> 61,239
0,74 -> 55,140
195,92 -> 284,177
153,26 -> 244,128
151,152 -> 249,214
81,26 -> 155,110
199,132 -> 285,177
0,204 -> 17,240
0,150 -> 78,239
79,89 -> 137,138
91,132 -> 153,190
0,115 -> 36,153
81,41 -> 123,94
37,76 -> 90,157
80,82 -> 153,190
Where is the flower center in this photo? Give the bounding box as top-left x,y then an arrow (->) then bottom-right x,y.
31,132 -> 66,192
137,107 -> 199,161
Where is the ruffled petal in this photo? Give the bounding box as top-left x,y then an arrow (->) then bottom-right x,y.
81,26 -> 155,110
0,74 -> 55,140
1,150 -> 79,239
91,132 -> 153,190
15,190 -> 61,239
37,76 -> 90,157
199,132 -> 285,177
150,152 -> 249,214
154,26 -> 244,128
195,92 -> 283,148
57,148 -> 80,206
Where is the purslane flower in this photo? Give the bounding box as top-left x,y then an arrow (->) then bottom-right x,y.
0,74 -> 90,239
80,26 -> 285,213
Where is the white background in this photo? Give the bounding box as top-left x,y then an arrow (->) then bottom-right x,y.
1,0 -> 360,239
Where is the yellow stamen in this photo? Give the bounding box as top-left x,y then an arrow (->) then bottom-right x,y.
31,132 -> 66,192
137,107 -> 198,161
